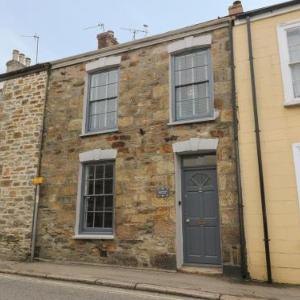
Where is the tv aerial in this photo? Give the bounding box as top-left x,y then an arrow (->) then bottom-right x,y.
21,33 -> 40,64
120,24 -> 149,40
84,22 -> 105,32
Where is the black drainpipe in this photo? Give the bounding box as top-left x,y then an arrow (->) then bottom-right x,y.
246,16 -> 272,283
229,20 -> 248,279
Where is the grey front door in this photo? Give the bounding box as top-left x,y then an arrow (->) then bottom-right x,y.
182,166 -> 221,265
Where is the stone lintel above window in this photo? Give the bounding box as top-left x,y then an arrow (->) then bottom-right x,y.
167,34 -> 212,54
85,55 -> 121,73
79,149 -> 117,162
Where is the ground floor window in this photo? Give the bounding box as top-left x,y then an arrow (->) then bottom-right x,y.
80,161 -> 114,235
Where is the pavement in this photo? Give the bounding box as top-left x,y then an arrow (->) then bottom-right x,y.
0,260 -> 299,300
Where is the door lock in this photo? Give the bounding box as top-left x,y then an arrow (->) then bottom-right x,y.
186,218 -> 190,223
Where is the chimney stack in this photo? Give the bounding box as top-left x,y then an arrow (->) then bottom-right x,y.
6,49 -> 31,72
97,31 -> 118,49
228,1 -> 243,16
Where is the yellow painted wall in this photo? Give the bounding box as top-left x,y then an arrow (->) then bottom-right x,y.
234,10 -> 300,284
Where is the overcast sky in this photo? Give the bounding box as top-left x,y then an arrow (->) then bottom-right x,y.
0,0 -> 283,73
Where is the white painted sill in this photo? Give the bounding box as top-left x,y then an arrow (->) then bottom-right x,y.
73,234 -> 114,240
168,111 -> 219,126
284,98 -> 300,107
80,128 -> 118,137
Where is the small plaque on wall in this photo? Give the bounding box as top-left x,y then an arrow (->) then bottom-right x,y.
156,186 -> 169,198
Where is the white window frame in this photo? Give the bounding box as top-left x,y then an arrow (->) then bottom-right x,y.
81,56 -> 121,136
74,149 -> 117,240
278,20 -> 300,106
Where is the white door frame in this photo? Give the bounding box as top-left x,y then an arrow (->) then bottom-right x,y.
172,138 -> 219,268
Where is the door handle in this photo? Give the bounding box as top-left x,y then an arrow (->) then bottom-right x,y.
186,218 -> 190,223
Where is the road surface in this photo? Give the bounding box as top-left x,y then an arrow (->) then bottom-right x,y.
0,273 -> 195,300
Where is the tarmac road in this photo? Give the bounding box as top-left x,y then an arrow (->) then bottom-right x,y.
0,273 -> 196,300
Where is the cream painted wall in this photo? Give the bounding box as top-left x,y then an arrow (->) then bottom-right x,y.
234,9 -> 300,284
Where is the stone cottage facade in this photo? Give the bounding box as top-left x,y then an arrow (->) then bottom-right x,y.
0,62 -> 50,260
0,13 -> 243,273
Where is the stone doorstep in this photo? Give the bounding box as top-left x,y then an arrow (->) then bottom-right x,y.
0,268 -> 269,300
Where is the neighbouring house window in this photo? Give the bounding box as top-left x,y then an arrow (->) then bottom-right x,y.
172,48 -> 213,122
86,69 -> 119,132
80,161 -> 114,234
278,21 -> 300,105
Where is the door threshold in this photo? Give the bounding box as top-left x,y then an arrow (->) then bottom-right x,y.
179,264 -> 223,275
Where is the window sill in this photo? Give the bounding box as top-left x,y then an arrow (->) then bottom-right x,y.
73,234 -> 114,240
168,111 -> 219,126
284,99 -> 300,107
80,128 -> 118,137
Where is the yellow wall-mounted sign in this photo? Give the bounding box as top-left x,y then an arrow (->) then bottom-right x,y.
32,177 -> 45,185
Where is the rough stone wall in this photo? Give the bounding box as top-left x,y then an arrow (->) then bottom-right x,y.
0,71 -> 47,260
37,27 -> 240,269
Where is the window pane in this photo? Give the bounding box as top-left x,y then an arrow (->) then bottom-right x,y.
291,63 -> 300,97
194,98 -> 210,116
104,179 -> 113,194
182,154 -> 216,167
193,51 -> 208,67
107,98 -> 117,112
95,196 -> 104,211
86,180 -> 94,195
94,212 -> 104,227
185,54 -> 193,69
86,212 -> 94,227
95,180 -> 104,194
86,166 -> 95,180
109,70 -> 118,84
106,112 -> 116,129
194,66 -> 208,82
176,85 -> 195,101
105,196 -> 113,210
287,27 -> 300,62
95,165 -> 104,179
196,82 -> 209,99
175,69 -> 194,85
105,164 -> 113,178
87,197 -> 94,211
89,114 -> 106,131
90,101 -> 105,115
108,83 -> 118,98
176,100 -> 194,119
91,73 -> 108,87
90,86 -> 107,101
104,212 -> 113,228
175,55 -> 186,70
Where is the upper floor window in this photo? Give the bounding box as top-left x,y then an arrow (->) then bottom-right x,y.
171,48 -> 214,122
278,21 -> 300,106
86,68 -> 119,132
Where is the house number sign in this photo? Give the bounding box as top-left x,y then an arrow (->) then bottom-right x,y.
156,186 -> 169,198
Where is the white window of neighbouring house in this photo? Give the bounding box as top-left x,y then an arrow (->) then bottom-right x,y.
79,161 -> 115,235
86,68 -> 119,132
278,21 -> 300,106
171,48 -> 214,122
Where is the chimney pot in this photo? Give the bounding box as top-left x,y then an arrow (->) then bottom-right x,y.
97,30 -> 118,49
228,0 -> 243,16
12,49 -> 19,61
19,53 -> 25,65
25,57 -> 31,67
